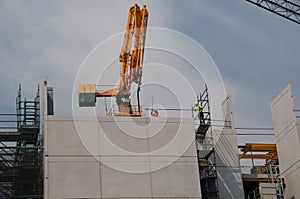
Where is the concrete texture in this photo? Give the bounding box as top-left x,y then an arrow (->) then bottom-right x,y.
214,95 -> 244,199
47,117 -> 100,156
48,157 -> 101,199
150,157 -> 201,198
270,84 -> 300,199
259,183 -> 277,199
44,115 -> 201,199
101,163 -> 152,198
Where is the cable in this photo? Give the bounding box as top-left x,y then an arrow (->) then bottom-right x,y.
209,124 -> 274,130
145,108 -> 192,111
235,127 -> 274,130
211,119 -> 231,122
236,133 -> 274,136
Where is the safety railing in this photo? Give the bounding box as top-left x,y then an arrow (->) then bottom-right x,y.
247,187 -> 260,199
108,105 -> 142,116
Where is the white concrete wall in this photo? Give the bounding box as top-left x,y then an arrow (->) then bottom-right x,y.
270,84 -> 300,199
259,183 -> 277,199
44,116 -> 201,199
215,95 -> 244,199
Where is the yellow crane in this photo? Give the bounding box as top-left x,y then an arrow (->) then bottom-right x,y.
78,4 -> 149,117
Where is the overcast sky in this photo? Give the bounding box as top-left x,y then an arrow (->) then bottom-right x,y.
1,0 -> 300,144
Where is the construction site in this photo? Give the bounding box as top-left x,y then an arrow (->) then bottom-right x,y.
0,1 -> 300,199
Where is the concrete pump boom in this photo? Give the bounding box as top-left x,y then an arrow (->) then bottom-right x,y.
78,4 -> 148,117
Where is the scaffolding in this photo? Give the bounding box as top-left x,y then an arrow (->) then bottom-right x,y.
0,85 -> 43,198
239,143 -> 285,199
269,165 -> 285,199
195,85 -> 219,199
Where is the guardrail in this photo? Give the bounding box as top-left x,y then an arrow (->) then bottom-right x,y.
108,105 -> 142,116
0,114 -> 17,131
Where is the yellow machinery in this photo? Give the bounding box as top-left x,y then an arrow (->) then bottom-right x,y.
78,4 -> 148,116
239,143 -> 278,177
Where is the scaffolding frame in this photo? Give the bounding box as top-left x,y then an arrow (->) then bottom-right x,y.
0,85 -> 43,198
195,85 -> 219,199
239,143 -> 285,198
269,165 -> 285,199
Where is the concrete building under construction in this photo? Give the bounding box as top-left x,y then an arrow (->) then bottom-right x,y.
1,2 -> 300,198
0,81 -> 299,198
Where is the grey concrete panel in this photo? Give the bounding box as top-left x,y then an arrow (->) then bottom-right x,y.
270,84 -> 296,138
101,198 -> 197,199
101,163 -> 152,198
101,155 -> 150,174
259,183 -> 277,199
270,85 -> 300,198
215,134 -> 244,199
146,198 -> 198,199
214,96 -> 244,199
98,116 -> 147,123
148,122 -> 196,157
283,162 -> 300,199
275,125 -> 300,175
222,95 -> 235,129
47,118 -> 100,156
217,167 -> 244,199
46,116 -> 201,198
215,131 -> 240,166
147,117 -> 194,124
48,157 -> 101,199
99,121 -> 148,155
102,198 -> 152,199
150,157 -> 201,198
76,120 -> 100,156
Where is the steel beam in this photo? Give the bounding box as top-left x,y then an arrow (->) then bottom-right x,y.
0,132 -> 19,142
240,143 -> 277,153
240,154 -> 267,159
